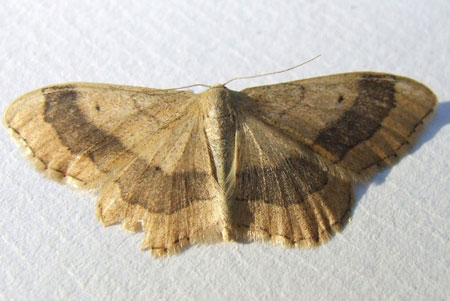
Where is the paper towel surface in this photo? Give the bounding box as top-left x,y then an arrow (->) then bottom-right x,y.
1,1 -> 449,300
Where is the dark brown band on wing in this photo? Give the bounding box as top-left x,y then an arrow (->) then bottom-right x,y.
43,86 -> 216,213
115,158 -> 214,214
234,156 -> 328,205
314,74 -> 397,159
43,86 -> 129,171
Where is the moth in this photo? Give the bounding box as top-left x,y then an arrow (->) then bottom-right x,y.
4,72 -> 437,256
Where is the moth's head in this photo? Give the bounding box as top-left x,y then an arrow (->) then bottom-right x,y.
201,84 -> 233,100
210,83 -> 226,89
198,84 -> 237,116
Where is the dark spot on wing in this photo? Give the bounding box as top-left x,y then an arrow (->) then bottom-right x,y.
314,74 -> 397,159
43,85 -> 129,171
116,158 -> 213,214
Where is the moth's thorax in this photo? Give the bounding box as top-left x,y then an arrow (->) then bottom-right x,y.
202,86 -> 236,184
201,86 -> 234,119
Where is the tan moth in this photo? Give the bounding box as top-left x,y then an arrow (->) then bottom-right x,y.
4,69 -> 437,256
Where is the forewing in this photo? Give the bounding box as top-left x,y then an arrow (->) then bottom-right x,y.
241,72 -> 437,181
4,83 -> 194,187
5,83 -> 224,256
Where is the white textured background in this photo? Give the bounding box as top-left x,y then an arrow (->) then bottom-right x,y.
1,1 -> 449,300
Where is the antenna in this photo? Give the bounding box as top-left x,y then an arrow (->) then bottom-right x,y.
162,55 -> 321,90
222,54 -> 321,86
161,83 -> 212,91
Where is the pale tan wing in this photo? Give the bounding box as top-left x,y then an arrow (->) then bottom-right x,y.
5,83 -> 224,256
229,113 -> 353,247
96,107 -> 224,256
240,72 -> 437,181
4,83 -> 194,187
